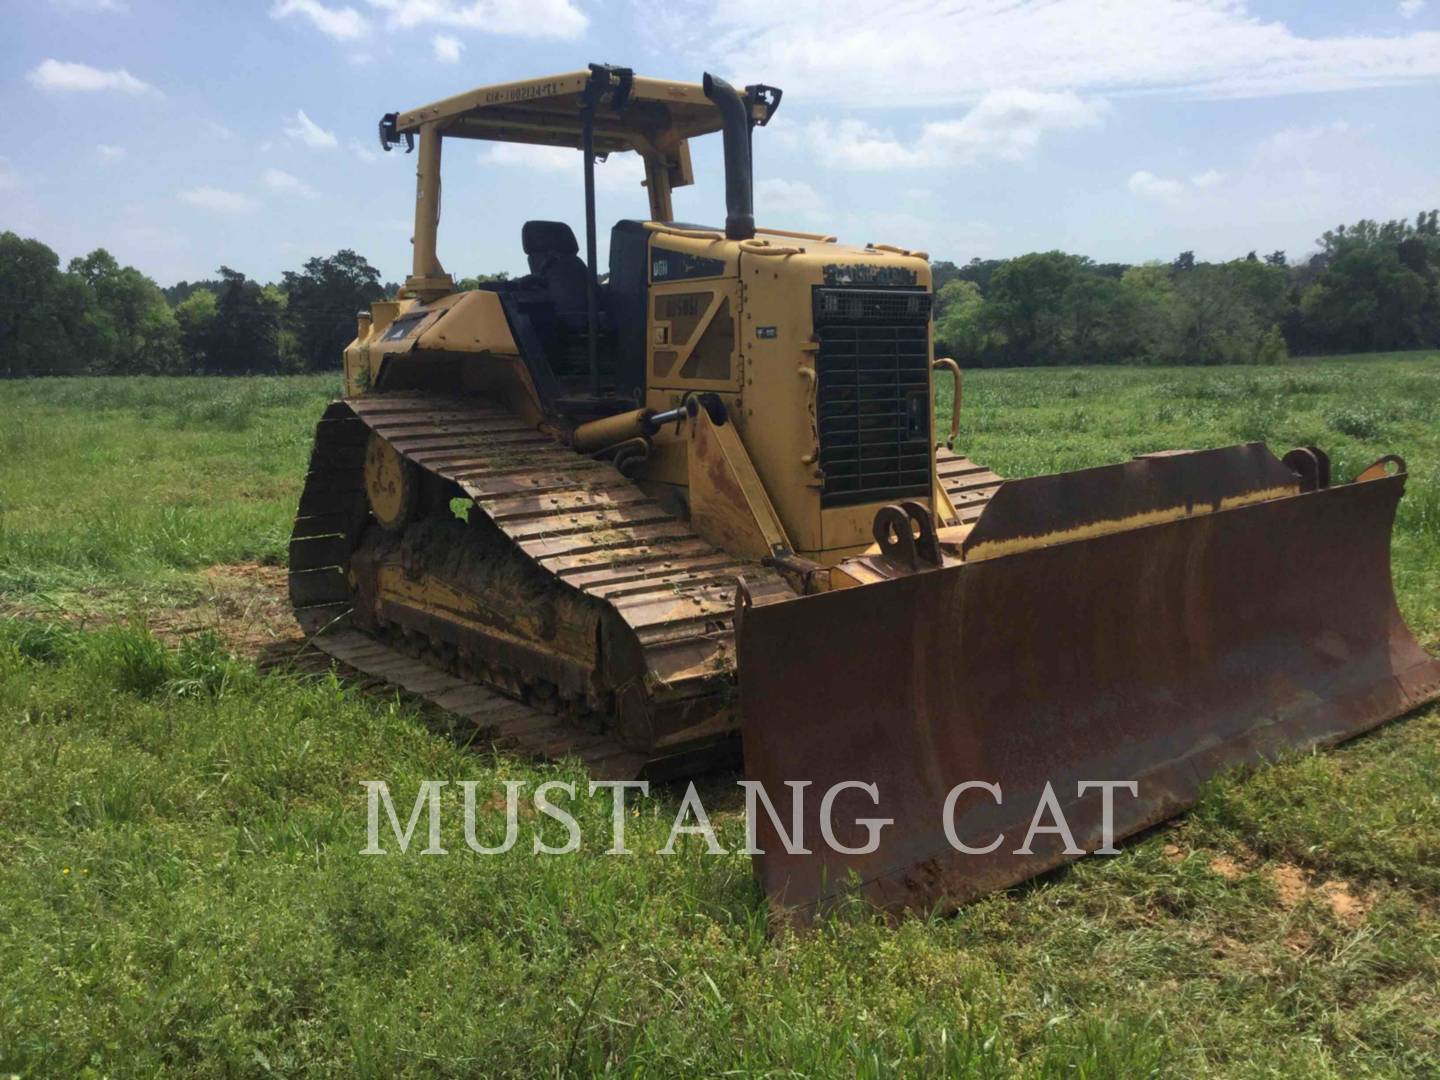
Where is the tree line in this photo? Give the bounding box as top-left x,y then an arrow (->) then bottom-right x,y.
2,209 -> 1437,375
932,210 -> 1440,366
0,236 -> 391,375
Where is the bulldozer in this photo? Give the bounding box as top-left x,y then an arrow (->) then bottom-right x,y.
290,65 -> 1440,918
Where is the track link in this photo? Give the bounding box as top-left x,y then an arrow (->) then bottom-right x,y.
288,392 -> 795,774
935,447 -> 1004,525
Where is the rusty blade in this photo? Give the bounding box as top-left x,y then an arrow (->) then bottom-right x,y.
737,472 -> 1440,919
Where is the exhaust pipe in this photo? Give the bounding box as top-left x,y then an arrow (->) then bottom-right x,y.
703,73 -> 754,241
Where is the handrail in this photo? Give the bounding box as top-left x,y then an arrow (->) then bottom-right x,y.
739,238 -> 803,256
755,226 -> 837,243
933,357 -> 962,449
643,222 -> 725,241
866,242 -> 930,260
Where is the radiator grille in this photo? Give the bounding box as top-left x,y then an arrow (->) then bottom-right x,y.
812,287 -> 932,508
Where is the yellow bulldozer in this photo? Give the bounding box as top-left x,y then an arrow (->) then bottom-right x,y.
290,65 -> 1440,918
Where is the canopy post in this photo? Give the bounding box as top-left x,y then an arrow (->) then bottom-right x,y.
644,155 -> 673,222
406,122 -> 453,299
580,104 -> 601,397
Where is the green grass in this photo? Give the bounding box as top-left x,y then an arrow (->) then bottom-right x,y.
2,355 -> 1439,1076
0,375 -> 336,601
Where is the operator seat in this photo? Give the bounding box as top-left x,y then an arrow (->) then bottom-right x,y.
521,220 -> 590,323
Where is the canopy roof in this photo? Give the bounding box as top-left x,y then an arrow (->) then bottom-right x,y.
394,71 -> 725,156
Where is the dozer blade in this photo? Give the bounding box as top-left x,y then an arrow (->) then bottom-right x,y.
737,447 -> 1440,919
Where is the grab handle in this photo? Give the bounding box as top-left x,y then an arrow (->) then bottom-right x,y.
932,358 -> 962,449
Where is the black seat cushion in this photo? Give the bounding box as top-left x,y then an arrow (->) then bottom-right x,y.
521,219 -> 589,319
521,219 -> 579,258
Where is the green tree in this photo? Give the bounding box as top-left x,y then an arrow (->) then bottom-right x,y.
68,249 -> 181,373
282,250 -> 385,371
1171,260 -> 1288,364
174,289 -> 218,369
455,271 -> 511,291
983,252 -> 1091,364
954,257 -> 1003,293
204,267 -> 284,372
1117,265 -> 1182,364
1300,246 -> 1430,353
1295,209 -> 1440,353
932,280 -> 988,362
928,260 -> 963,291
0,232 -> 94,374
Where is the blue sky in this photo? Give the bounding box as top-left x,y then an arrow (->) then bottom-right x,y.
4,0 -> 1439,287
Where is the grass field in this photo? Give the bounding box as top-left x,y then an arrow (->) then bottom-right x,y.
2,355 -> 1438,1076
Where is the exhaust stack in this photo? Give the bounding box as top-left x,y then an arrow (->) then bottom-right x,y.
703,73 -> 755,241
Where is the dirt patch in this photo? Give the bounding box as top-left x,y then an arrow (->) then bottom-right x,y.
1317,879 -> 1370,927
1270,865 -> 1309,908
1159,844 -> 1250,879
149,562 -> 302,657
5,562 -> 304,661
1208,854 -> 1246,881
1267,864 -> 1371,926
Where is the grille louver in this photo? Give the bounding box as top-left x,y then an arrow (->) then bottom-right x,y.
812,287 -> 932,509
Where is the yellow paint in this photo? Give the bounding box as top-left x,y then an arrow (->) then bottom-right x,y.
964,483 -> 1299,562
687,406 -> 792,559
415,290 -> 521,355
363,433 -> 413,529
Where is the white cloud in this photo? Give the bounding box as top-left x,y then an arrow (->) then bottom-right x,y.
805,119 -> 929,170
349,137 -> 380,163
284,109 -> 339,149
47,0 -> 127,11
365,0 -> 587,40
26,59 -> 156,95
755,178 -> 826,222
1128,170 -> 1185,199
805,89 -> 1105,171
481,144 -> 646,192
432,33 -> 462,62
483,143 -> 575,171
178,186 -> 258,214
1127,167 -> 1225,199
699,0 -> 1440,105
96,144 -> 127,161
206,120 -> 235,140
261,167 -> 319,198
1259,120 -> 1351,160
927,89 -> 1107,161
270,0 -> 369,40
1400,0 -> 1425,18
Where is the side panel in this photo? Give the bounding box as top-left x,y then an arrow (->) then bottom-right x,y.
733,255 -> 824,554
736,251 -> 934,561
641,231 -> 742,488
